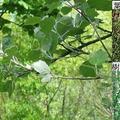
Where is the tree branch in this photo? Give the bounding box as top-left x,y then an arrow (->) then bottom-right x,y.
53,76 -> 103,80
97,26 -> 112,33
11,57 -> 104,81
53,33 -> 112,62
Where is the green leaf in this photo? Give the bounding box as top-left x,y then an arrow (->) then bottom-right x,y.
18,0 -> 29,9
87,0 -> 111,11
35,27 -> 58,55
75,14 -> 89,29
24,16 -> 40,25
41,31 -> 58,53
55,16 -> 73,38
75,14 -> 82,27
66,27 -> 84,36
61,6 -> 72,15
89,49 -> 108,65
79,61 -> 96,77
86,8 -> 98,18
40,37 -> 51,52
27,49 -> 42,61
49,31 -> 58,53
78,2 -> 89,11
78,2 -> 98,18
39,17 -> 55,34
45,0 -> 60,12
34,28 -> 45,40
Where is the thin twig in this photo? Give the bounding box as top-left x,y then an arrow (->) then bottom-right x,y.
97,26 -> 112,33
53,76 -> 103,80
11,56 -> 32,70
48,80 -> 62,105
60,43 -> 89,55
61,87 -> 67,116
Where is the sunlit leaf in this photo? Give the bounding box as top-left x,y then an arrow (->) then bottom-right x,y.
89,49 -> 108,65
24,16 -> 40,25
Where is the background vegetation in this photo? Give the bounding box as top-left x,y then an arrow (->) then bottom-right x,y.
0,0 -> 112,120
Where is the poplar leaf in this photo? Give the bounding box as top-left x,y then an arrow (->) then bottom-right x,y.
31,60 -> 50,75
31,60 -> 52,82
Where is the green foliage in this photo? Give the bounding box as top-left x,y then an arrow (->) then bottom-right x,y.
87,0 -> 111,11
89,49 -> 109,65
39,17 -> 55,34
0,0 -> 112,120
61,6 -> 72,15
55,16 -> 74,38
24,16 -> 40,25
79,61 -> 96,77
